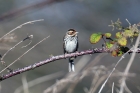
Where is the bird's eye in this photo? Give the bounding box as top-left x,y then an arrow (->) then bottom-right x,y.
68,31 -> 72,35
67,31 -> 76,35
68,32 -> 71,35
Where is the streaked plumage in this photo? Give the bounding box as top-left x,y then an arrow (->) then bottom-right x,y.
63,29 -> 78,72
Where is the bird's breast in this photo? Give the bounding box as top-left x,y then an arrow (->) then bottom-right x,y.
65,40 -> 77,53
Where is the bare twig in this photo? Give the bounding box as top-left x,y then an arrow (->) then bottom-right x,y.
14,71 -> 64,93
112,82 -> 114,93
98,47 -> 134,93
67,54 -> 107,93
22,74 -> 29,93
124,82 -> 132,93
0,19 -> 44,41
44,66 -> 135,93
44,55 -> 99,93
84,54 -> 107,93
66,56 -> 91,93
21,40 -> 32,48
0,35 -> 50,74
89,66 -> 106,93
88,73 -> 100,93
1,35 -> 33,62
92,72 -> 135,93
126,19 -> 131,26
84,54 -> 107,70
119,31 -> 140,93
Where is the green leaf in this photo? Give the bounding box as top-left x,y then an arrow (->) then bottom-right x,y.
117,37 -> 127,46
117,51 -> 123,56
104,33 -> 111,38
116,32 -> 122,38
106,42 -> 113,49
90,33 -> 102,44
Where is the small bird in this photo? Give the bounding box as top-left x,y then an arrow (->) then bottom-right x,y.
63,29 -> 78,72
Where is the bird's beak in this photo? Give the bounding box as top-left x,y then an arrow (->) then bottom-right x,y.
76,32 -> 79,34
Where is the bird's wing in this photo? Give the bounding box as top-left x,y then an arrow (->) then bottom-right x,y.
76,36 -> 78,51
63,35 -> 66,54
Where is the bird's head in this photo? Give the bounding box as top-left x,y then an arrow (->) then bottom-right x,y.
66,29 -> 78,37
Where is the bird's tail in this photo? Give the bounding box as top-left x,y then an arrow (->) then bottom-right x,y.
69,58 -> 75,72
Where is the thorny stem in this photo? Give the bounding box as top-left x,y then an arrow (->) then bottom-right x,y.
0,48 -> 140,82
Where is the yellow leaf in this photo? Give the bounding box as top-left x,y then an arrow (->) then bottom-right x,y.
123,29 -> 133,37
104,33 -> 111,38
116,32 -> 122,38
117,37 -> 127,46
111,50 -> 117,57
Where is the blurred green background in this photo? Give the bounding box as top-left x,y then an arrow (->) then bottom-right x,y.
0,0 -> 140,93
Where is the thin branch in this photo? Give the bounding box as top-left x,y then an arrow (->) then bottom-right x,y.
126,19 -> 131,26
0,35 -> 50,74
0,19 -> 44,41
1,35 -> 33,61
0,48 -> 139,82
92,72 -> 135,93
119,31 -> 140,93
22,74 -> 29,93
84,54 -> 107,93
98,47 -> 134,93
84,54 -> 107,70
124,82 -> 132,93
14,71 -> 64,93
112,82 -> 114,93
88,71 -> 101,93
66,56 -> 91,93
44,66 -> 135,93
21,40 -> 32,48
